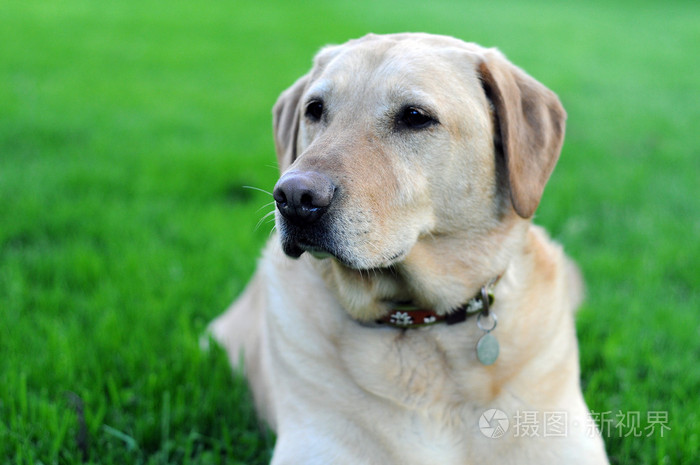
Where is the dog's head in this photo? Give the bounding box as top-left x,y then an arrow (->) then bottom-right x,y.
271,33 -> 566,271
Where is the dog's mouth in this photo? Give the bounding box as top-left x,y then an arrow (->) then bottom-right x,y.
281,231 -> 408,271
304,246 -> 335,260
276,204 -> 414,271
279,226 -> 336,259
285,238 -> 357,268
292,240 -> 334,260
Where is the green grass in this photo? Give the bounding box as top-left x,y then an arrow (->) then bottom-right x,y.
1,0 -> 698,463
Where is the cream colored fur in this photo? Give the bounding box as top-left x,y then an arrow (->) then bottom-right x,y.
209,33 -> 608,464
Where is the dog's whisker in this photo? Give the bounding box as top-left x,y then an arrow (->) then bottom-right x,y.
243,185 -> 274,197
255,209 -> 277,231
261,217 -> 276,230
256,201 -> 276,213
258,209 -> 277,221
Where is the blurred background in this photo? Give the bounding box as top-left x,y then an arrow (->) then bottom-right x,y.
1,0 -> 698,463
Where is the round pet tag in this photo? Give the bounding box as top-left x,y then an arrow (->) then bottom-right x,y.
476,332 -> 499,365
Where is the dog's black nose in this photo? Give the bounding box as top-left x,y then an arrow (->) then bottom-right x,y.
273,171 -> 336,224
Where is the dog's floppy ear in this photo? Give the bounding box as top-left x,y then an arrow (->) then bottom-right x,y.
272,74 -> 310,172
478,50 -> 567,218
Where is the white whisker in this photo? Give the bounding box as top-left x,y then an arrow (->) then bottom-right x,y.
256,201 -> 276,213
255,209 -> 277,231
243,185 -> 274,196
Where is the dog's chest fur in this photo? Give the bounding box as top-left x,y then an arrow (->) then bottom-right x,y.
255,227 -> 592,464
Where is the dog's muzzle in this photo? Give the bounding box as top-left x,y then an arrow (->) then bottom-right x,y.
273,170 -> 340,259
273,171 -> 336,225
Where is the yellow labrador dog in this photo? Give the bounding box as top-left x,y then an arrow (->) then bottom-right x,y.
210,33 -> 609,464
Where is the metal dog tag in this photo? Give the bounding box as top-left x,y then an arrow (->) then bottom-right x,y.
476,332 -> 499,365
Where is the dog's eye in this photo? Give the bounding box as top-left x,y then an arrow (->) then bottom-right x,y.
305,100 -> 324,121
399,106 -> 436,130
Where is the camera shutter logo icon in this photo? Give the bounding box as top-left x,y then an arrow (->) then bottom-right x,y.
479,409 -> 509,439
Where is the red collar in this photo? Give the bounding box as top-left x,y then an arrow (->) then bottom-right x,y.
377,277 -> 500,329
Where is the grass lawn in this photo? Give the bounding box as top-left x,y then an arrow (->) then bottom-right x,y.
1,0 -> 698,463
